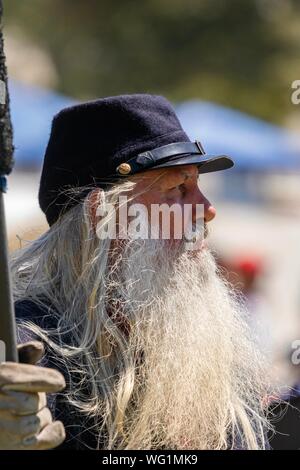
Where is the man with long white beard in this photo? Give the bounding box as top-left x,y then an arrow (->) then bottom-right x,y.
0,95 -> 272,450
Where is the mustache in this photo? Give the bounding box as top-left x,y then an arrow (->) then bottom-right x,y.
204,223 -> 209,239
183,222 -> 209,243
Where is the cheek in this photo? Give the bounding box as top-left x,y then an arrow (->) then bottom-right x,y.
134,187 -> 158,206
134,191 -> 188,240
159,200 -> 186,240
135,195 -> 155,214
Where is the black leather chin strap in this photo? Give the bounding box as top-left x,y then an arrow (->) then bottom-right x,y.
116,141 -> 206,175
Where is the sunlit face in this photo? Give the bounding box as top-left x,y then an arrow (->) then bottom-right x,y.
129,164 -> 216,247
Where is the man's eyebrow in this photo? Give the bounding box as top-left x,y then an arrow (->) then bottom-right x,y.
182,169 -> 199,180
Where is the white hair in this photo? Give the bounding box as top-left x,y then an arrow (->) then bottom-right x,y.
11,182 -> 273,449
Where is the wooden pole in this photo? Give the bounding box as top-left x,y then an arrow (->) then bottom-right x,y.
0,0 -> 18,363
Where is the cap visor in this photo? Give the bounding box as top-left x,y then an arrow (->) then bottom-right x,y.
152,154 -> 234,174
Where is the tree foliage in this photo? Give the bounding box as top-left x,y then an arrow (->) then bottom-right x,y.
4,0 -> 300,123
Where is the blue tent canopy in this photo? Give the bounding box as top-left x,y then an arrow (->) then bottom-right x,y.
9,81 -> 300,171
9,80 -> 75,168
175,100 -> 300,171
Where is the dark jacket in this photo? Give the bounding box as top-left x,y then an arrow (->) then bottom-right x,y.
15,299 -> 99,450
16,299 -> 273,450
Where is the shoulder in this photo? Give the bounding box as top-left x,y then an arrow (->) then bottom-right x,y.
15,300 -> 99,449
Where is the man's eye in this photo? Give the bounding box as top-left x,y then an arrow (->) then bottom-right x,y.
169,184 -> 186,195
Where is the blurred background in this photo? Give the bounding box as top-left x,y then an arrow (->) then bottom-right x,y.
2,0 -> 300,400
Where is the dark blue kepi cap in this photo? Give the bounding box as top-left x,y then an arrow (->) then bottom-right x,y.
39,93 -> 234,225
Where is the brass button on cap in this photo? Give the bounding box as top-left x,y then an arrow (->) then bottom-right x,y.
116,162 -> 131,175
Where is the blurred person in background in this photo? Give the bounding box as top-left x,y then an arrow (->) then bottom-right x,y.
0,95 -> 274,450
218,255 -> 274,354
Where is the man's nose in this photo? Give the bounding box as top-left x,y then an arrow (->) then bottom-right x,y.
203,197 -> 216,222
192,190 -> 216,223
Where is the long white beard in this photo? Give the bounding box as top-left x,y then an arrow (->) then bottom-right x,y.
107,240 -> 270,449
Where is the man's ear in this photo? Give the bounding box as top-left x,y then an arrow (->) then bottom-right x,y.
87,188 -> 105,232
